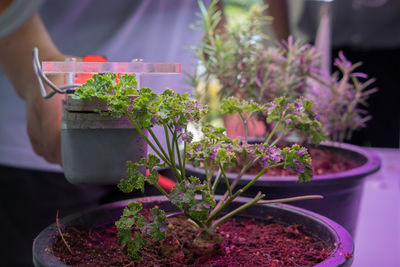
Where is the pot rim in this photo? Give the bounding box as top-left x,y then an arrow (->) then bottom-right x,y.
32,195 -> 353,267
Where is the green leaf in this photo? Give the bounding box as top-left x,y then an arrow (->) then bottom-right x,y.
118,161 -> 146,193
147,169 -> 159,185
126,233 -> 146,260
145,208 -> 167,241
115,202 -> 143,246
115,202 -> 168,261
169,176 -> 215,222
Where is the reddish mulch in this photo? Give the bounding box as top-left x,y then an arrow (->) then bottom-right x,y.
53,216 -> 332,266
228,146 -> 360,176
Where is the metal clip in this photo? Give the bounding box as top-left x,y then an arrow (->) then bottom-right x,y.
32,47 -> 81,99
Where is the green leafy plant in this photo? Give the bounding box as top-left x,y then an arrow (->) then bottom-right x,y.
74,73 -> 325,260
191,0 -> 376,142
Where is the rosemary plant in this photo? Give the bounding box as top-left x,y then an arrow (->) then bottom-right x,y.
192,0 -> 376,142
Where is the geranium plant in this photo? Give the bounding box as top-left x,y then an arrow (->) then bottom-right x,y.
191,0 -> 377,142
73,73 -> 325,260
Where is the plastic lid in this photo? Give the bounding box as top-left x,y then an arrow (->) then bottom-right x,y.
42,61 -> 181,74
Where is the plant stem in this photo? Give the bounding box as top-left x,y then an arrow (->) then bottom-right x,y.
211,169 -> 222,194
270,128 -> 289,147
213,157 -> 259,213
164,126 -> 177,175
182,142 -> 187,180
210,192 -> 264,232
208,162 -> 284,224
219,163 -> 232,197
207,166 -> 268,224
175,134 -> 184,180
209,163 -> 216,191
125,114 -> 170,165
154,183 -> 171,199
265,119 -> 281,146
172,127 -> 184,181
257,195 -> 323,204
147,128 -> 171,163
204,159 -> 210,190
163,125 -> 182,183
164,125 -> 173,162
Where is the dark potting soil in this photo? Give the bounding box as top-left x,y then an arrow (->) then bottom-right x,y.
53,215 -> 332,267
228,146 -> 360,176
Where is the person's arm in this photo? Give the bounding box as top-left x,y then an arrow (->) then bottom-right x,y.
265,0 -> 290,41
0,10 -> 68,165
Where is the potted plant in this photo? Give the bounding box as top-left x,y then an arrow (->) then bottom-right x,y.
61,74 -> 147,184
33,74 -> 353,266
187,0 -> 381,236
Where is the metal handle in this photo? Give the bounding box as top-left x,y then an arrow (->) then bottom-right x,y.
32,47 -> 82,99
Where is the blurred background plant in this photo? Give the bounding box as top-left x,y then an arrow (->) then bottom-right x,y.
189,0 -> 377,143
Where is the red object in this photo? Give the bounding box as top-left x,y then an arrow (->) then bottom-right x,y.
75,55 -> 108,84
145,170 -> 176,192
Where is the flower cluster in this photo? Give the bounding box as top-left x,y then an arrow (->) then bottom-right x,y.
131,88 -> 207,130
264,97 -> 326,145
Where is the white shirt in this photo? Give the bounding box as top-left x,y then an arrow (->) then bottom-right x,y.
0,0 -> 208,171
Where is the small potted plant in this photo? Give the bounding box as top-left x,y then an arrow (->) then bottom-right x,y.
61,73 -> 148,184
188,0 -> 381,236
33,74 -> 353,266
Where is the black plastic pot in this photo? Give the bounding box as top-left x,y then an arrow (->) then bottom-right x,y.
33,195 -> 353,267
184,142 -> 381,237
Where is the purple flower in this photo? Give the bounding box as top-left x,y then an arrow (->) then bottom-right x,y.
266,103 -> 276,111
265,147 -> 282,164
293,161 -> 305,173
296,149 -> 306,156
262,156 -> 269,168
294,101 -> 303,109
159,224 -> 166,232
271,154 -> 280,164
211,147 -> 219,159
182,132 -> 193,143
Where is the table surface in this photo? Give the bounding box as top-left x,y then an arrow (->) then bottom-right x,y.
352,147 -> 400,267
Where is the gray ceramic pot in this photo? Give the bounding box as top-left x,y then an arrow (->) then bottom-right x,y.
32,195 -> 353,267
61,95 -> 147,184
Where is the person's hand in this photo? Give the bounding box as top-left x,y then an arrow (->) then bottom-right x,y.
25,72 -> 66,165
0,13 -> 79,165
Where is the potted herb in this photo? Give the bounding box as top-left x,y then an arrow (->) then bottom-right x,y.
188,0 -> 381,236
33,74 -> 353,266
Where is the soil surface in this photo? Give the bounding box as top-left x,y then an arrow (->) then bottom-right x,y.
228,146 -> 360,176
53,215 -> 332,266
